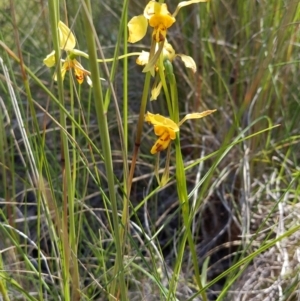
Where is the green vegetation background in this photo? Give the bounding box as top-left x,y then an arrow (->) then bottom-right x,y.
0,0 -> 300,300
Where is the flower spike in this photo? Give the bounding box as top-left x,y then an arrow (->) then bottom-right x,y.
43,21 -> 92,85
145,110 -> 216,154
136,41 -> 197,99
128,0 -> 209,44
144,1 -> 175,42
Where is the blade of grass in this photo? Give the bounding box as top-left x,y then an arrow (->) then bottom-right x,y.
81,1 -> 127,300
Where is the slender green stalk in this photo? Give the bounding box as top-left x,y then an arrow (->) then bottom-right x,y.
0,279 -> 10,301
123,6 -> 128,162
159,53 -> 172,114
47,1 -> 75,300
69,51 -> 141,62
69,78 -> 80,301
165,61 -> 207,301
81,1 -> 127,300
121,0 -> 130,263
9,0 -> 68,299
0,116 -> 10,301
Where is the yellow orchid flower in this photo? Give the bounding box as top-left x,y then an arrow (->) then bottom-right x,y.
162,42 -> 197,73
128,0 -> 209,43
54,58 -> 92,86
136,41 -> 196,100
43,21 -> 92,86
145,1 -> 175,43
145,112 -> 178,154
43,21 -> 76,68
145,110 -> 216,154
137,41 -> 196,72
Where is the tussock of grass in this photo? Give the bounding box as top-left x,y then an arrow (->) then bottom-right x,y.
0,0 -> 299,300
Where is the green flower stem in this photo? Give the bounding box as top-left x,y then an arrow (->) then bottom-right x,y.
165,62 -> 207,301
119,1 -> 131,266
73,50 -> 141,63
159,55 -> 172,114
127,72 -> 151,196
69,79 -> 80,301
47,2 -> 74,300
81,1 -> 126,300
123,6 -> 129,155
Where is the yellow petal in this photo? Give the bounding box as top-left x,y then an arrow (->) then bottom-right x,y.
153,126 -> 176,140
53,68 -> 67,82
43,50 -> 56,67
145,112 -> 179,132
128,15 -> 148,43
73,59 -> 83,68
136,51 -> 150,66
58,21 -> 76,50
53,60 -> 70,82
153,125 -> 168,136
160,145 -> 171,185
177,54 -> 197,72
152,23 -> 168,42
169,130 -> 176,140
150,132 -> 172,154
173,0 -> 209,18
150,81 -> 162,101
144,1 -> 173,23
163,42 -> 176,61
145,1 -> 175,41
74,67 -> 84,84
149,13 -> 175,29
60,61 -> 70,81
73,59 -> 90,84
178,109 -> 216,126
145,111 -> 155,123
144,1 -> 159,19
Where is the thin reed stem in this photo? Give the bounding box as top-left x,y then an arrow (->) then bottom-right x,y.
81,1 -> 127,300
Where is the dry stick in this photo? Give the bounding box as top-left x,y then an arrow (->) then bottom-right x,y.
127,72 -> 151,197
